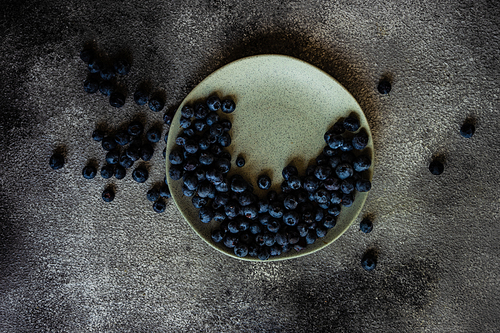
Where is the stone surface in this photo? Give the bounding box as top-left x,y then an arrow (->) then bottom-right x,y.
0,0 -> 499,332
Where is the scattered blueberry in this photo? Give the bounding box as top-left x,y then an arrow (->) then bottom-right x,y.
49,153 -> 64,170
102,187 -> 115,202
160,184 -> 171,198
352,130 -> 368,150
105,150 -> 120,165
88,58 -> 102,74
360,218 -> 373,233
377,79 -> 391,95
199,206 -> 214,223
149,94 -> 165,112
99,80 -> 114,96
134,89 -> 148,106
128,122 -> 143,136
82,165 -> 96,179
119,154 -> 134,169
282,165 -> 298,180
115,165 -> 126,179
100,67 -> 115,81
132,167 -> 148,183
257,175 -> 271,190
101,165 -> 114,179
113,58 -> 131,76
236,155 -> 245,167
109,92 -> 125,108
460,122 -> 475,138
361,250 -> 377,271
429,160 -> 444,175
83,77 -> 99,94
336,163 -> 354,180
153,199 -> 166,213
140,144 -> 154,161
147,187 -> 160,202
353,155 -> 371,172
92,129 -> 105,141
146,128 -> 161,143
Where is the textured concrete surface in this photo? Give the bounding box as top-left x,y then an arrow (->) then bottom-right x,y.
0,0 -> 499,332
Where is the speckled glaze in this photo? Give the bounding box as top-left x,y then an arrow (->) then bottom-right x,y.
166,55 -> 374,261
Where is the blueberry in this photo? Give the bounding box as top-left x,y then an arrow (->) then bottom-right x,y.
194,103 -> 209,119
355,179 -> 371,192
175,135 -> 187,146
180,117 -> 191,129
205,113 -> 219,126
221,120 -> 232,132
184,140 -> 199,155
114,131 -> 131,146
79,48 -> 94,63
99,80 -> 114,96
329,156 -> 341,169
343,115 -> 360,132
206,168 -> 224,185
323,177 -> 341,191
259,213 -> 271,226
119,153 -> 134,169
183,156 -> 199,172
198,138 -> 210,151
270,245 -> 282,256
361,250 -> 377,271
163,112 -> 173,125
210,143 -> 223,156
316,153 -> 329,166
215,179 -> 230,192
288,176 -> 302,190
281,180 -> 292,194
323,146 -> 338,157
359,217 -> 373,233
100,67 -> 115,81
88,58 -> 102,73
197,206 -> 213,223
267,190 -> 278,202
153,199 -> 166,213
249,223 -> 262,235
82,165 -> 96,179
223,234 -> 239,248
198,181 -> 215,198
306,231 -> 317,244
132,167 -> 148,183
160,184 -> 171,198
207,134 -> 218,143
105,149 -> 120,165
353,155 -> 371,172
214,193 -> 230,207
460,122 -> 475,138
429,160 -> 444,175
257,247 -> 270,260
341,179 -> 355,194
314,165 -> 331,181
287,231 -> 301,245
84,77 -> 99,93
113,58 -> 131,75
149,95 -> 165,112
218,133 -> 231,148
207,95 -> 221,111
199,152 -> 214,165
49,153 -> 64,170
323,215 -> 336,229
134,89 -> 148,106
169,165 -> 183,180
193,119 -> 207,132
282,165 -> 298,180
303,176 -> 319,192
325,134 -> 344,149
340,138 -> 353,152
352,130 -> 369,150
128,122 -> 143,136
327,204 -> 341,217
330,191 -> 342,205
211,229 -> 225,243
182,184 -> 195,197
102,187 -> 115,202
101,165 -> 114,179
224,200 -> 241,218
263,232 -> 277,246
169,150 -> 184,165
236,155 -> 245,167
297,223 -> 308,237
336,163 -> 354,180
228,220 -> 240,234
269,202 -> 284,219
341,193 -> 354,207
221,99 -> 236,113
92,129 -> 105,141
283,211 -> 299,226
125,146 -> 141,162
237,218 -> 250,232
276,231 -> 289,246
180,105 -> 194,118
377,79 -> 391,94
314,189 -> 331,204
257,175 -> 271,190
293,239 -> 307,251
230,175 -> 248,193
296,190 -> 309,203
112,165 -> 124,179
183,174 -> 199,191
146,187 -> 160,202
109,92 -> 126,108
234,244 -> 248,257
283,195 -> 298,210
146,128 -> 161,143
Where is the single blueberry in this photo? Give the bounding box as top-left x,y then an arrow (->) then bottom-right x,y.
80,48 -> 94,63
221,99 -> 235,113
206,113 -> 219,126
270,245 -> 282,256
352,130 -> 369,150
429,160 -> 444,175
377,79 -> 391,94
218,133 -> 231,148
214,209 -> 226,222
198,181 -> 215,198
49,153 -> 64,170
257,175 -> 271,190
99,80 -> 114,96
361,250 -> 377,271
163,112 -> 173,125
134,89 -> 148,106
84,77 -> 99,93
329,156 -> 341,169
159,183 -> 171,198
330,191 -> 343,205
128,122 -> 143,136
181,105 -> 194,118
132,167 -> 148,183
183,156 -> 199,172
228,220 -> 240,234
343,115 -> 360,132
110,92 -> 126,108
314,189 -> 331,204
263,232 -> 277,246
211,229 -> 224,243
257,247 -> 270,261
114,131 -> 131,146
288,176 -> 302,190
353,155 -> 371,172
327,204 -> 341,217
323,215 -> 336,229
149,95 -> 165,112
221,120 -> 232,132
460,122 -> 475,138
283,211 -> 299,226
269,202 -> 284,219
146,128 -> 161,143
283,195 -> 298,210
88,58 -> 102,73
206,168 -> 224,185
223,234 -> 239,248
282,165 -> 298,180
355,179 -> 372,192
169,165 -> 183,180
340,138 -> 354,152
360,218 -> 373,233
106,149 -> 120,165
101,165 -> 114,179
234,244 -> 248,257
199,152 -> 215,165
100,67 -> 115,81
276,231 -> 289,246
326,134 -> 344,149
194,119 -> 207,132
303,176 -> 319,192
236,155 -> 245,167
230,175 -> 248,193
102,187 -> 115,202
323,177 -> 341,191
182,184 -> 196,197
180,117 -> 191,129
215,178 -> 230,192
147,187 -> 161,202
92,129 -> 105,141
314,165 -> 331,181
199,206 -> 214,223
297,223 -> 308,237
125,145 -> 141,161
169,150 -> 184,165
306,231 -> 317,244
82,165 -> 97,179
341,178 -> 356,194
249,223 -> 262,235
153,199 -> 166,213
184,140 -> 199,155
114,165 -> 126,179
336,163 -> 354,180
113,58 -> 131,75
207,95 -> 221,111
341,193 -> 354,207
194,103 -> 209,119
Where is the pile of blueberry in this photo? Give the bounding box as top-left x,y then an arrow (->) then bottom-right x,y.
168,95 -> 373,260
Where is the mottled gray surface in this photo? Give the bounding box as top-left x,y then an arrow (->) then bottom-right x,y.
1,0 -> 499,332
